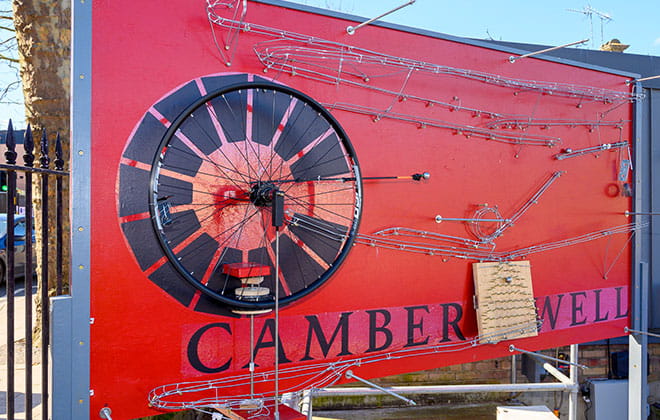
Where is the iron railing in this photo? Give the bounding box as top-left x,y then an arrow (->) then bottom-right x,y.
1,120 -> 68,420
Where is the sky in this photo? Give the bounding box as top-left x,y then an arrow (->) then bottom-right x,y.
2,0 -> 659,129
292,0 -> 660,55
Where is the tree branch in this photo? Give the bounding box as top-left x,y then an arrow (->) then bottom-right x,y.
0,35 -> 14,46
0,79 -> 20,102
0,52 -> 18,63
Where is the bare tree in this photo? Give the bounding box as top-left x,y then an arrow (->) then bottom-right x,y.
0,0 -> 23,121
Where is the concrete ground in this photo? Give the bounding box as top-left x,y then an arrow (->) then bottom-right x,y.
0,278 -> 42,420
312,403 -> 501,419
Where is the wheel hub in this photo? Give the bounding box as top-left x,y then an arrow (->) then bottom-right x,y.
249,182 -> 277,207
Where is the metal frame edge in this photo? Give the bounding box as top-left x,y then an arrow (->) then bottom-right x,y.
68,0 -> 92,418
629,81 -> 649,420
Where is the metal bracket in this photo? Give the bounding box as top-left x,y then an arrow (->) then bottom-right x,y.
508,39 -> 588,63
625,211 -> 660,217
625,326 -> 660,339
626,74 -> 660,84
99,407 -> 113,420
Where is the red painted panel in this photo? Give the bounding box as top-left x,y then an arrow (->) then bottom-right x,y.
88,1 -> 635,418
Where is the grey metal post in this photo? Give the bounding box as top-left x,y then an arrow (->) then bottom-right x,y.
50,296 -> 72,418
568,344 -> 578,420
510,354 -> 516,384
629,262 -> 649,420
629,79 -> 649,420
300,389 -> 313,420
66,0 -> 93,418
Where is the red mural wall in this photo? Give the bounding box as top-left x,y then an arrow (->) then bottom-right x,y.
88,1 -> 637,418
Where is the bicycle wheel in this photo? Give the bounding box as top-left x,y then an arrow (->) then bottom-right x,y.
149,81 -> 362,309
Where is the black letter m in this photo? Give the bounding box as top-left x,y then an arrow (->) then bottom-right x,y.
302,312 -> 353,360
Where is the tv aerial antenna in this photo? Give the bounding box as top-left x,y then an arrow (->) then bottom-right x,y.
567,5 -> 613,47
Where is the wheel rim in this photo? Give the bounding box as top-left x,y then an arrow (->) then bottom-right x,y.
149,81 -> 362,309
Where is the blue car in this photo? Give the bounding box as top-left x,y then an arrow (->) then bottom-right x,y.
0,214 -> 36,284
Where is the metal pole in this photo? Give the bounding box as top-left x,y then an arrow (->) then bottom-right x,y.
345,370 -> 416,405
250,314 -> 254,398
307,392 -> 313,420
25,169 -> 34,420
629,262 -> 649,420
300,389 -> 313,420
346,0 -> 415,35
314,382 -> 576,397
629,79 -> 649,420
568,344 -> 578,420
509,345 -> 588,370
39,131 -> 50,420
274,226 -> 280,420
624,211 -> 660,216
7,168 -> 16,420
22,125 -> 35,420
626,327 -> 660,339
508,39 -> 589,63
435,215 -> 510,223
541,362 -> 572,386
4,121 -> 17,420
510,354 -> 516,384
69,0 -> 93,416
55,133 -> 64,296
627,74 -> 660,84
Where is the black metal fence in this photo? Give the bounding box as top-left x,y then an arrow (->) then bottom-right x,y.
1,120 -> 68,420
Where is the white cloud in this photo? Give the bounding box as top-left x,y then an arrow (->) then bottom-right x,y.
654,37 -> 660,46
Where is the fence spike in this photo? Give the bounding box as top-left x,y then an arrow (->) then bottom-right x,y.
40,129 -> 50,169
5,119 -> 17,164
55,133 -> 64,171
5,119 -> 13,144
24,124 -> 35,167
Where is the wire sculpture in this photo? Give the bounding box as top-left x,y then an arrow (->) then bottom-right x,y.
553,141 -> 628,160
206,0 -> 640,148
148,320 -> 541,412
376,171 -> 563,249
207,0 -> 247,66
469,171 -> 564,242
254,42 -> 640,103
169,4 -> 644,416
498,222 -> 643,260
324,102 -> 560,146
487,117 -> 628,131
289,205 -> 644,261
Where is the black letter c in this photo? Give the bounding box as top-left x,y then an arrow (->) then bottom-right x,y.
187,323 -> 232,374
